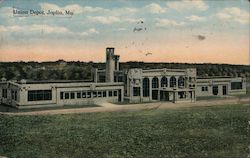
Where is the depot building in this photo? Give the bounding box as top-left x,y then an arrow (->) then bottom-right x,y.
0,48 -> 246,108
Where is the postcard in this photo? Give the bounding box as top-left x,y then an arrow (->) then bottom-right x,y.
0,0 -> 249,158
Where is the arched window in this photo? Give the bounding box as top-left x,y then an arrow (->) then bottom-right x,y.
161,76 -> 168,87
142,78 -> 150,97
170,76 -> 176,88
152,77 -> 159,88
178,76 -> 185,88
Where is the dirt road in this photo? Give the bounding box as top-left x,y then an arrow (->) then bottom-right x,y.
1,98 -> 249,116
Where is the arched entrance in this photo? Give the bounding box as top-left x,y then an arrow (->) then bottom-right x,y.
142,78 -> 149,97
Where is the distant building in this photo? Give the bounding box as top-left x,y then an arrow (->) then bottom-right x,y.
0,48 -> 247,108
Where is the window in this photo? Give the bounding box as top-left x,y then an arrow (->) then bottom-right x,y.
170,76 -> 176,88
231,82 -> 242,90
2,89 -> 7,98
143,78 -> 149,97
109,91 -> 113,97
60,92 -> 64,99
114,91 -> 117,96
115,61 -> 118,70
201,86 -> 208,92
114,76 -> 117,82
98,91 -> 102,97
11,90 -> 14,100
14,91 -> 17,101
133,87 -> 140,96
77,92 -> 81,98
99,75 -> 106,83
65,92 -> 69,99
87,91 -> 91,98
28,90 -> 52,101
118,76 -> 123,82
189,77 -> 192,82
103,91 -> 107,97
70,92 -> 75,99
161,77 -> 168,87
213,86 -> 218,95
11,90 -> 17,101
93,91 -> 97,97
152,77 -> 159,88
178,76 -> 185,87
82,92 -> 86,98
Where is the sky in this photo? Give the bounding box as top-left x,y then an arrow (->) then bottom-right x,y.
0,0 -> 249,65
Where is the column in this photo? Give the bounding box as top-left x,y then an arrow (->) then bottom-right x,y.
193,91 -> 196,102
121,88 -> 124,102
130,84 -> 133,100
158,77 -> 161,101
176,76 -> 179,89
175,91 -> 178,103
94,69 -> 98,82
173,92 -> 175,103
149,77 -> 152,101
18,88 -> 27,106
167,77 -> 170,88
140,79 -> 143,101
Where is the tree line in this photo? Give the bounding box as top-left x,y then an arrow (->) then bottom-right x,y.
0,60 -> 249,81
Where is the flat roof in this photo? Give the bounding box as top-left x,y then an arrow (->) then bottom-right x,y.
16,80 -> 92,84
197,76 -> 234,79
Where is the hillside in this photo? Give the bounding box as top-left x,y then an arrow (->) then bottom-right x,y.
0,61 -> 250,81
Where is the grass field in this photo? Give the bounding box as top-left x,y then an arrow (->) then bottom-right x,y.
0,104 -> 100,113
0,104 -> 249,158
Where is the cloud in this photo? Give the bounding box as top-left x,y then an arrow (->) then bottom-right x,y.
80,28 -> 99,36
186,15 -> 206,22
156,18 -> 185,27
116,28 -> 127,31
123,7 -> 137,13
87,16 -> 141,24
0,24 -> 71,34
0,25 -> 7,32
31,24 -> 70,33
81,6 -> 107,13
40,3 -> 108,14
166,0 -> 208,11
216,7 -> 249,24
110,7 -> 137,15
40,3 -> 138,16
87,16 -> 120,24
145,3 -> 166,14
123,17 -> 144,23
0,24 -> 99,38
0,7 -> 13,17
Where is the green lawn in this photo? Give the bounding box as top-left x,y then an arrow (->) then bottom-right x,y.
0,104 -> 249,158
0,104 -> 100,113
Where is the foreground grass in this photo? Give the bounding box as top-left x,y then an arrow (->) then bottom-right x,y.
0,104 -> 100,112
0,104 -> 249,158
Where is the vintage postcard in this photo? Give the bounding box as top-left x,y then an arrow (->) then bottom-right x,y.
0,0 -> 249,157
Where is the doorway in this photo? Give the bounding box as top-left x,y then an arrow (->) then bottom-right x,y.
118,90 -> 122,102
222,86 -> 227,95
152,90 -> 158,100
160,91 -> 169,101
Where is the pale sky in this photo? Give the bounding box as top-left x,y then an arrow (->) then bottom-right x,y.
0,0 -> 249,65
